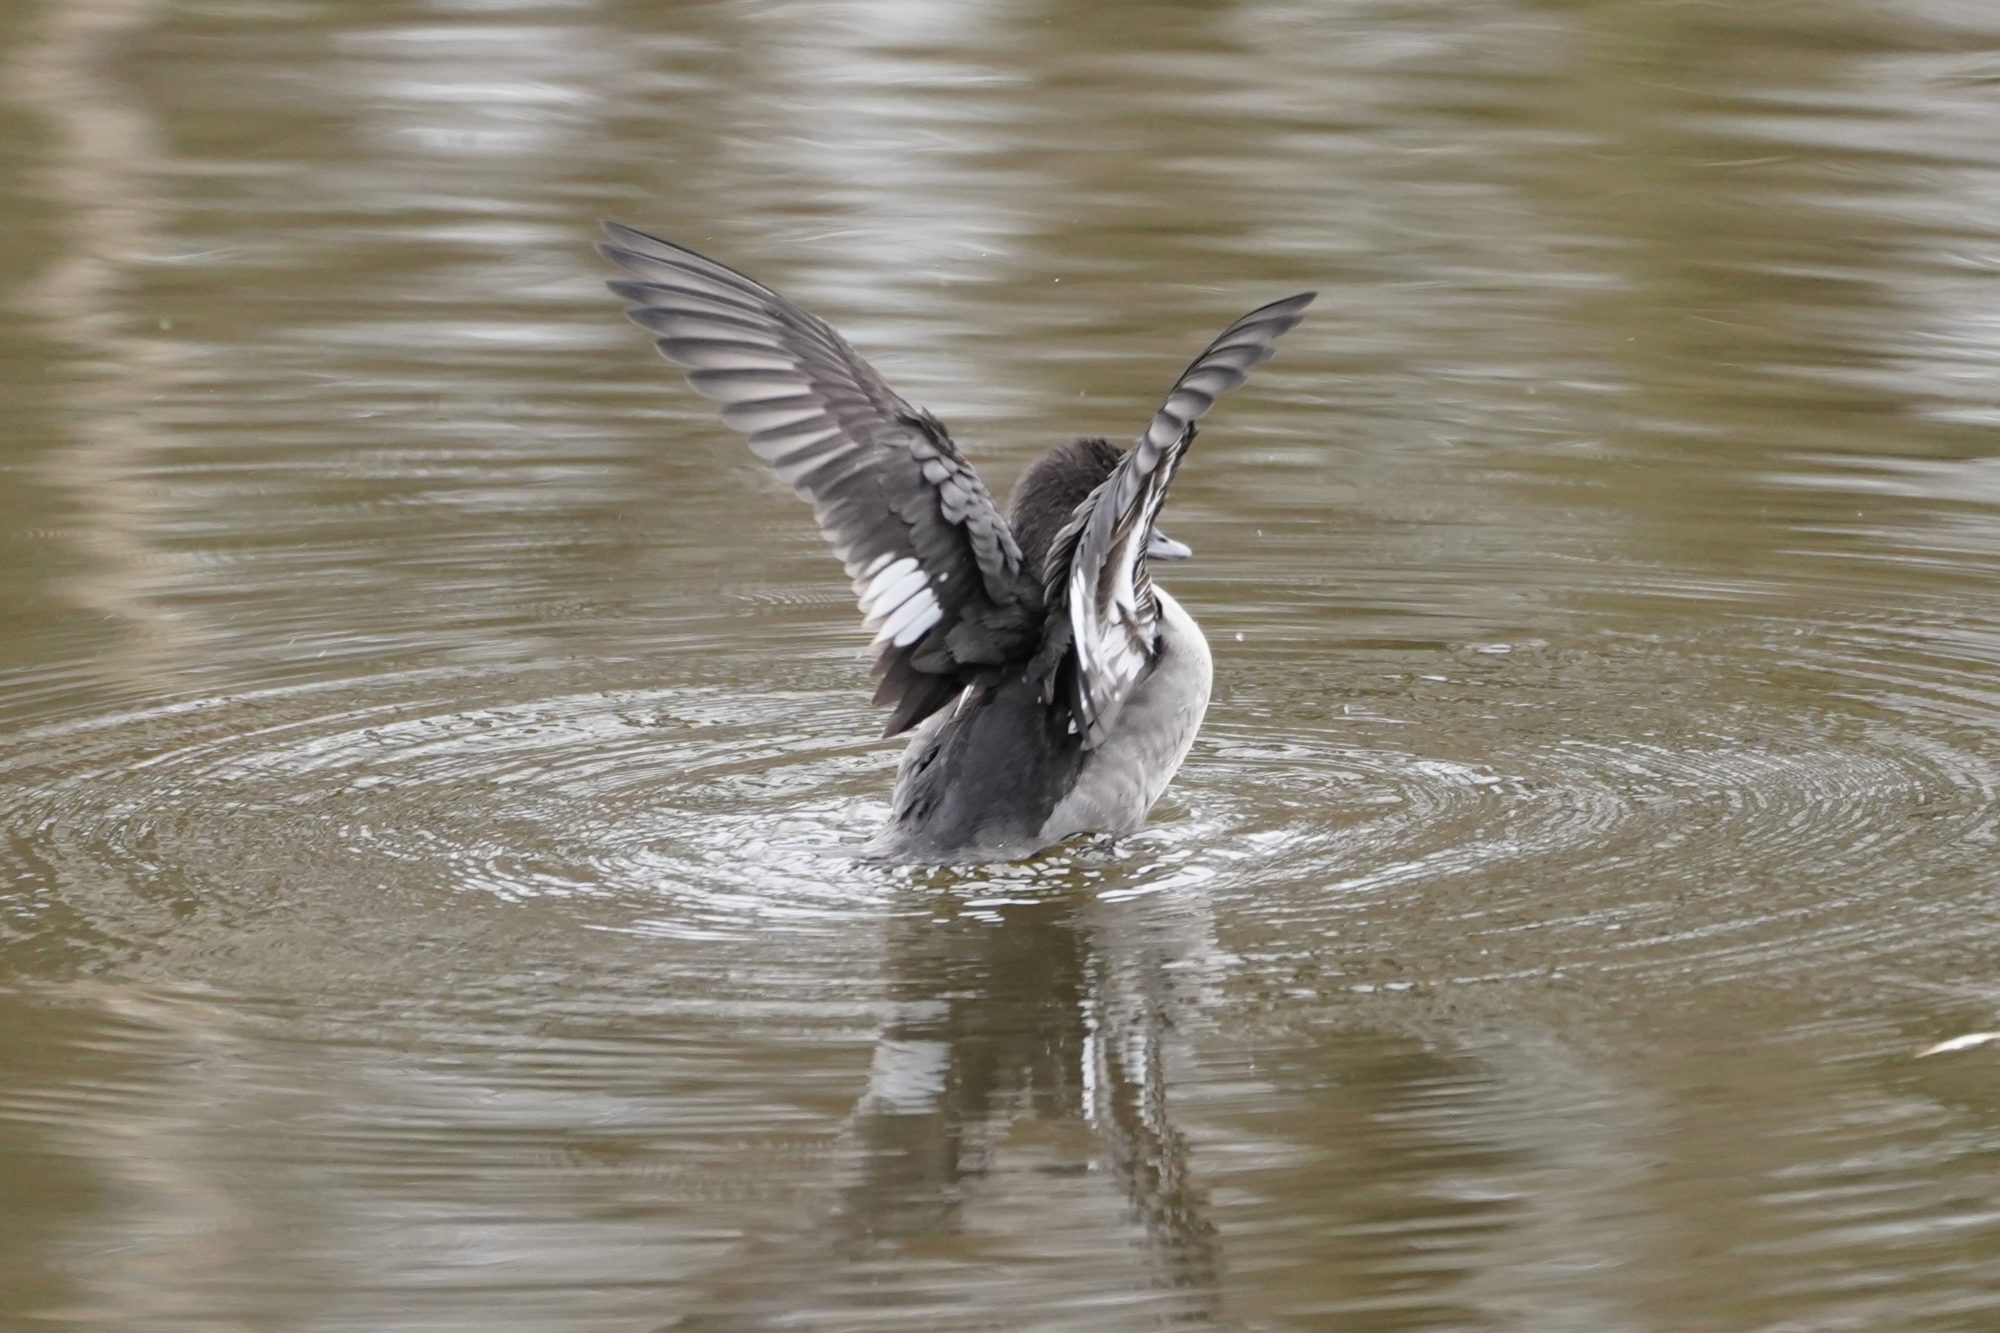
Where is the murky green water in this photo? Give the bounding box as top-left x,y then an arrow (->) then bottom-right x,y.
3,1 -> 2000,1328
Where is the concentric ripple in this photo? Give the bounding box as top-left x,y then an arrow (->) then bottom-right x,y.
5,597 -> 1997,1000
1175,608 -> 2000,997
0,661 -> 913,982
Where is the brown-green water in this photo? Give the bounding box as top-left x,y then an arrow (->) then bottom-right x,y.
4,1 -> 2000,1328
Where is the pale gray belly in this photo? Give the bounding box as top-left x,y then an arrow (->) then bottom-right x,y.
1037,591 -> 1212,844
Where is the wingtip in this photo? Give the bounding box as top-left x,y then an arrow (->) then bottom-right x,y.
598,221 -> 691,270
1230,289 -> 1318,334
597,239 -> 654,286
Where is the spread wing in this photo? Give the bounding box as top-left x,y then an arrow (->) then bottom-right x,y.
1040,291 -> 1315,749
600,223 -> 1040,735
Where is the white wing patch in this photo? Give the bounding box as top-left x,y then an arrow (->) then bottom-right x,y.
866,560 -> 928,615
859,554 -> 943,648
876,589 -> 942,647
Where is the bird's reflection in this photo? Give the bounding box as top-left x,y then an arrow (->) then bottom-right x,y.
672,874 -> 1223,1329
831,880 -> 1222,1302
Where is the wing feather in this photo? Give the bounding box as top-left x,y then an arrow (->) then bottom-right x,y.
1041,291 -> 1315,748
601,223 -> 1038,735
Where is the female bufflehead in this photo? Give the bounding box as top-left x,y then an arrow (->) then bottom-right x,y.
601,224 -> 1311,863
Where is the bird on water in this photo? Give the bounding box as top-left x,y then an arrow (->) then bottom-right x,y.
600,223 -> 1312,864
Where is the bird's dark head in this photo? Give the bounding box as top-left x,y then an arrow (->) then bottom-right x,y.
1007,436 -> 1193,582
1007,437 -> 1121,579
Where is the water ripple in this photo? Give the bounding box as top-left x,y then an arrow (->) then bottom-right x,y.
0,664 -> 908,979
1181,610 -> 2000,995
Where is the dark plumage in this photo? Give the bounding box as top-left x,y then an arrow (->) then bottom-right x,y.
600,223 -> 1312,862
1006,437 -> 1124,582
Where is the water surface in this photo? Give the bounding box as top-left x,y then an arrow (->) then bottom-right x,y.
4,0 -> 2000,1328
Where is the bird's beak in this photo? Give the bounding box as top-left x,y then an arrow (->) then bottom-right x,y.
1146,529 -> 1193,561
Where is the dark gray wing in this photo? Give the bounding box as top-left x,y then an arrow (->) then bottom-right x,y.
1040,292 -> 1315,748
599,222 -> 1039,735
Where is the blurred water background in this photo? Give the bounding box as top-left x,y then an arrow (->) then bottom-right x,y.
3,0 -> 2000,1328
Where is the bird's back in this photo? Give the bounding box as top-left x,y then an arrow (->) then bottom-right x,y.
866,675 -> 1087,864
867,590 -> 1212,864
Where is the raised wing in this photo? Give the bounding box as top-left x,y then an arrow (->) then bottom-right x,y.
1041,291 -> 1315,748
600,223 -> 1040,735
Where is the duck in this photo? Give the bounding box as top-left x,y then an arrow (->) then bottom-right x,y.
600,223 -> 1312,864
